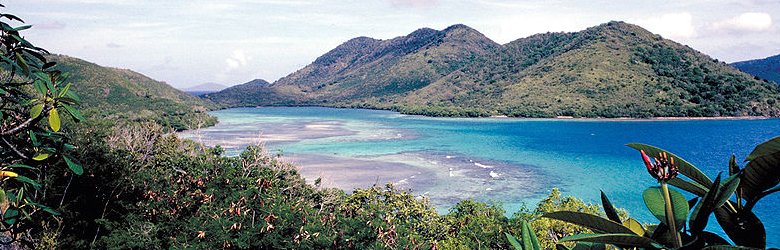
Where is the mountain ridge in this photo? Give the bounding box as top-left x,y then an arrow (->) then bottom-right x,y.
732,54 -> 780,84
206,21 -> 780,118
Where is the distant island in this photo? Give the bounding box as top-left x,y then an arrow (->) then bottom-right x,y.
204,21 -> 780,118
732,54 -> 780,85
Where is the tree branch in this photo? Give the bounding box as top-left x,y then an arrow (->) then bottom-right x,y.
0,105 -> 49,136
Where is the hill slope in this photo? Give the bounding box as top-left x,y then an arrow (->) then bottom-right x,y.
732,54 -> 780,84
207,22 -> 780,118
50,55 -> 217,130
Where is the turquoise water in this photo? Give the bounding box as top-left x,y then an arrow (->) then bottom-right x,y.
181,107 -> 780,246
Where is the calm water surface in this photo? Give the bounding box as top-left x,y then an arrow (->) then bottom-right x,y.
181,107 -> 780,246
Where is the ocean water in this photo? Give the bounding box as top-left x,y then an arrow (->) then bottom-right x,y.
180,107 -> 780,246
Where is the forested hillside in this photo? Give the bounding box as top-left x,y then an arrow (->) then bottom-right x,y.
207,22 -> 780,118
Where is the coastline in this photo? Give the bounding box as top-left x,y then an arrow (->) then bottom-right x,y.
204,105 -> 774,124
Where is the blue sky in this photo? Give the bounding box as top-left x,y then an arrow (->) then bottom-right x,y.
6,0 -> 779,88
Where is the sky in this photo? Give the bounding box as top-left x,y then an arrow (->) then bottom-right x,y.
5,0 -> 780,89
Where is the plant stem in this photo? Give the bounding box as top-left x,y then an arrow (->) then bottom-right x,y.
661,182 -> 682,248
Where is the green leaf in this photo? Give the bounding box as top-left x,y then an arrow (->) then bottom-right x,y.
15,53 -> 29,75
48,108 -> 60,132
714,202 -> 765,249
521,220 -> 541,250
63,156 -> 83,175
622,218 -> 645,236
715,174 -> 740,208
3,207 -> 19,225
14,175 -> 41,189
5,164 -> 34,170
690,174 -> 722,234
570,242 -> 606,250
543,211 -> 635,235
61,103 -> 84,121
13,25 -> 31,31
600,191 -> 621,223
740,136 -> 780,200
642,186 -> 689,230
29,103 -> 43,119
506,233 -> 522,250
627,143 -> 713,187
559,234 -> 663,249
729,155 -> 740,176
0,189 -> 5,203
65,90 -> 81,103
745,136 -> 780,161
32,153 -> 49,161
58,82 -> 71,98
668,177 -> 709,196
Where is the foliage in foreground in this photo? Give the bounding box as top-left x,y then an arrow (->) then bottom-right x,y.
54,120 -> 600,249
0,6 -> 84,247
509,137 -> 780,249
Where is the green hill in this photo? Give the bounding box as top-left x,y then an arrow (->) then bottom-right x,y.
49,55 -> 217,130
206,22 -> 780,118
732,54 -> 780,84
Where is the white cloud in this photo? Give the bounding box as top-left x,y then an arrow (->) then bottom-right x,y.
632,12 -> 696,40
225,50 -> 250,69
710,12 -> 772,32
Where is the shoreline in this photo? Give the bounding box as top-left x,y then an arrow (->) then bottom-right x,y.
208,105 -> 774,122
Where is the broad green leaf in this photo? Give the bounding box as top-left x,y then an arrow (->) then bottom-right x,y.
668,177 -> 708,196
690,174 -> 722,234
740,136 -> 780,200
559,233 -> 663,249
543,211 -> 635,234
627,143 -> 713,187
600,191 -> 621,223
33,79 -> 46,95
32,153 -> 49,161
505,233 -> 522,250
0,87 -> 6,95
0,189 -> 5,203
642,186 -> 689,230
714,174 -> 740,208
63,156 -> 83,175
714,202 -> 765,249
622,218 -> 645,236
745,136 -> 780,161
521,220 -> 541,250
61,103 -> 84,121
29,103 -> 43,119
48,108 -> 60,132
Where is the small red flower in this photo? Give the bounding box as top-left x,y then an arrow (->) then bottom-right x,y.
641,150 -> 678,182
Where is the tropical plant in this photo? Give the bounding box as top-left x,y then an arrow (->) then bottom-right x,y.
0,5 -> 83,246
536,137 -> 780,249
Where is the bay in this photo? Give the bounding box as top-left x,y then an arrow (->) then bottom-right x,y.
180,107 -> 780,246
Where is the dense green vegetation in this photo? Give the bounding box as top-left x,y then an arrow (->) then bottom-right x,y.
732,54 -> 780,84
48,55 -> 217,131
4,6 -> 780,249
207,22 -> 780,118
